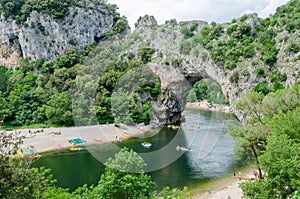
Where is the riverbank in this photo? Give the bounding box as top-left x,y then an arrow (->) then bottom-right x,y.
191,164 -> 254,199
186,100 -> 233,114
7,124 -> 152,154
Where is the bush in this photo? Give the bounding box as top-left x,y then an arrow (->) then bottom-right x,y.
229,71 -> 239,83
179,41 -> 192,55
270,69 -> 287,83
225,60 -> 237,70
180,24 -> 195,39
273,81 -> 284,91
253,81 -> 271,95
256,67 -> 266,78
242,70 -> 250,77
286,42 -> 300,53
138,48 -> 155,63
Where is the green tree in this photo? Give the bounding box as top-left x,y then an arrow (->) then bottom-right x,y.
0,131 -> 54,199
90,148 -> 156,199
186,89 -> 197,102
0,92 -> 9,121
229,92 -> 267,179
138,48 -> 155,64
44,92 -> 73,125
241,134 -> 300,198
0,66 -> 9,93
253,82 -> 271,95
268,107 -> 300,142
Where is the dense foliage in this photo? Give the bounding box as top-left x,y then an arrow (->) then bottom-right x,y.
0,41 -> 160,128
0,0 -> 119,23
0,131 -> 55,199
229,83 -> 300,198
177,0 -> 300,92
193,3 -> 300,69
186,78 -> 228,104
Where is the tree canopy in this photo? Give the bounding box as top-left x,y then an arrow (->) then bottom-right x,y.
229,83 -> 300,197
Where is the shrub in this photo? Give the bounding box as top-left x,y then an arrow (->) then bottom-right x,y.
229,71 -> 239,83
253,81 -> 271,95
256,67 -> 266,78
180,24 -> 194,39
179,41 -> 192,55
273,82 -> 284,91
225,60 -> 237,70
242,70 -> 250,77
286,42 -> 300,53
138,48 -> 155,63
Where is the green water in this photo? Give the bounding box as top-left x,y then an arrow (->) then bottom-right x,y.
32,109 -> 244,191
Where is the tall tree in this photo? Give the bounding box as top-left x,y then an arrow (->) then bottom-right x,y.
0,131 -> 54,199
44,92 -> 74,125
89,148 -> 156,199
240,134 -> 300,198
229,91 -> 267,179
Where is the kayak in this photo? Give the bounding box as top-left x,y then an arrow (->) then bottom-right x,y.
176,146 -> 188,151
29,154 -> 42,159
70,147 -> 84,151
141,142 -> 152,148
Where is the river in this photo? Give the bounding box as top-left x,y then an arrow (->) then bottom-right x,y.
32,109 -> 244,192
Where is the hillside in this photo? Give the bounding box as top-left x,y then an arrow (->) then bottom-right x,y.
0,0 -> 128,67
0,0 -> 300,127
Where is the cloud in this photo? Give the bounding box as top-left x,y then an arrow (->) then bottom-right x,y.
258,0 -> 290,18
108,0 -> 290,29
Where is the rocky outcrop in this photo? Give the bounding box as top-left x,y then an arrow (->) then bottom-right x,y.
135,15 -> 157,29
1,4 -> 299,124
124,15 -> 300,123
0,1 -> 116,68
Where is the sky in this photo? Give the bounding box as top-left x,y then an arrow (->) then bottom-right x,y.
108,0 -> 290,29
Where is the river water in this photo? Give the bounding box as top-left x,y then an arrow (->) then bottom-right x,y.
32,109 -> 243,191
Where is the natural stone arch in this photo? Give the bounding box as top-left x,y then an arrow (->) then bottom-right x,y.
147,51 -> 238,124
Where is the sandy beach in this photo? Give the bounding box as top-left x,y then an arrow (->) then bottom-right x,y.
9,124 -> 153,154
192,179 -> 245,199
186,100 -> 233,114
191,167 -> 255,199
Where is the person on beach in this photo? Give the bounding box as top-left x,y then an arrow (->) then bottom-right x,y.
29,146 -> 34,155
116,136 -> 122,142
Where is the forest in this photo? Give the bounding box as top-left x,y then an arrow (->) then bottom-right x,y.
0,0 -> 300,198
0,44 -> 161,128
229,83 -> 300,198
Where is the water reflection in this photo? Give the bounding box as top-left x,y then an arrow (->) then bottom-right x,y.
32,109 -> 242,191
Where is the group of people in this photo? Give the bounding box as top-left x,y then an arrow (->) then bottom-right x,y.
28,129 -> 44,134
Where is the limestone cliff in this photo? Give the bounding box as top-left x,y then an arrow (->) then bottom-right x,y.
118,14 -> 300,123
1,1 -> 300,124
0,0 -> 118,68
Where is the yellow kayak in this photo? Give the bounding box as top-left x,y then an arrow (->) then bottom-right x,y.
70,147 -> 82,151
29,154 -> 42,159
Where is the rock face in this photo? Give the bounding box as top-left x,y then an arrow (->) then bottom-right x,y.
149,63 -> 192,124
0,1 -> 115,68
135,15 -> 157,29
1,6 -> 300,124
124,15 -> 300,123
